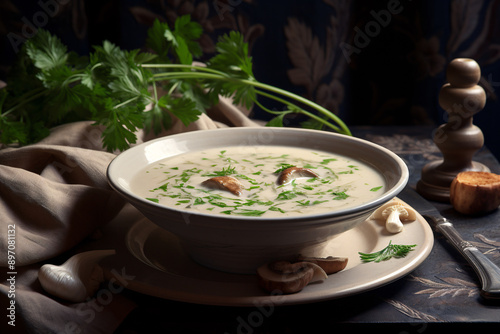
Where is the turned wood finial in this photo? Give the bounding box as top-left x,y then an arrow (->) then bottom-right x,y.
417,58 -> 490,202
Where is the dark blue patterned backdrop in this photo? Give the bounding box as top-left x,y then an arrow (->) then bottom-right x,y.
1,0 -> 499,159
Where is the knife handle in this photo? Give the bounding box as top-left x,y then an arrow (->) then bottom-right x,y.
434,217 -> 500,299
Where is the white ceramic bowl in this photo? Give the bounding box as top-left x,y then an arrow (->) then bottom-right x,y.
107,127 -> 408,274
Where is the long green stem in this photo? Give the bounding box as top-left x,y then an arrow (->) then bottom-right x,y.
254,89 -> 342,132
113,95 -> 140,109
151,71 -> 221,81
2,88 -> 47,117
142,63 -> 229,77
146,64 -> 351,135
242,79 -> 351,135
252,98 -> 284,115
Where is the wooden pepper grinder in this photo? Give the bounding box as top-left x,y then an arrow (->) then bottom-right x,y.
417,58 -> 490,202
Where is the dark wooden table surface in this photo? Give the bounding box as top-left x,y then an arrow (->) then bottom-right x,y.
111,126 -> 500,333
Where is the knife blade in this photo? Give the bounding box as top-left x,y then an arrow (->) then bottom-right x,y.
398,186 -> 500,300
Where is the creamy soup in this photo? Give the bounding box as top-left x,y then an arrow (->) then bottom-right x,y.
131,145 -> 386,217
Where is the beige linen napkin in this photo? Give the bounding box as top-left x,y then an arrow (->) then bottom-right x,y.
0,145 -> 124,266
0,96 -> 261,333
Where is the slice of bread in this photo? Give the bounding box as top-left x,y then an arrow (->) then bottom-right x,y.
450,171 -> 500,215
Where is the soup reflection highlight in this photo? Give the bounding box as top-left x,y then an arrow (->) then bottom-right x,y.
131,145 -> 386,217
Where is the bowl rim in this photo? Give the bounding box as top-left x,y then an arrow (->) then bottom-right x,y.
107,127 -> 409,222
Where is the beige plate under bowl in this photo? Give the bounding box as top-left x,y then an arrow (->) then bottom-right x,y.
100,199 -> 433,306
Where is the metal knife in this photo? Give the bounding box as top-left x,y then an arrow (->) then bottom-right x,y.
398,186 -> 500,300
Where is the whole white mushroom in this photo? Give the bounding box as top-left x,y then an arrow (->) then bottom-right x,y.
371,199 -> 417,234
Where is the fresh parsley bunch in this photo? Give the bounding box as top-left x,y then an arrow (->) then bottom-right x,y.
0,15 -> 351,152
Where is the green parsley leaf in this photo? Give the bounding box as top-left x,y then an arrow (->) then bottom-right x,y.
204,165 -> 237,177
320,158 -> 337,165
173,15 -> 203,58
157,94 -> 201,127
274,164 -> 296,174
277,190 -> 298,200
25,29 -> 68,71
143,103 -> 172,135
266,113 -> 286,127
206,31 -> 256,109
98,109 -> 143,151
231,209 -> 267,216
0,117 -> 28,145
146,20 -> 172,61
332,191 -> 349,200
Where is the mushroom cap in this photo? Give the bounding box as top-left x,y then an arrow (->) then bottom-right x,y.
277,167 -> 319,185
296,255 -> 348,274
201,176 -> 244,196
371,199 -> 417,222
382,204 -> 409,218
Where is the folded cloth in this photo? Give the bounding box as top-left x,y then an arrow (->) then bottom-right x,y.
0,145 -> 124,266
0,97 -> 261,333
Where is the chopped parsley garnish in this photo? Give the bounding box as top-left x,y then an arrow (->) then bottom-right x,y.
273,164 -> 296,174
141,147 -> 384,217
277,190 -> 299,200
204,165 -> 237,177
320,158 -> 337,165
332,191 -> 349,200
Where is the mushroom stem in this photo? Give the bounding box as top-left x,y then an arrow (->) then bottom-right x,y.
385,210 -> 404,233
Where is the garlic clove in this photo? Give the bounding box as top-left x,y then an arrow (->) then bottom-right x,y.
38,249 -> 115,303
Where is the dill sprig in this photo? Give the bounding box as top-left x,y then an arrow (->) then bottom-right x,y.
359,241 -> 416,263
